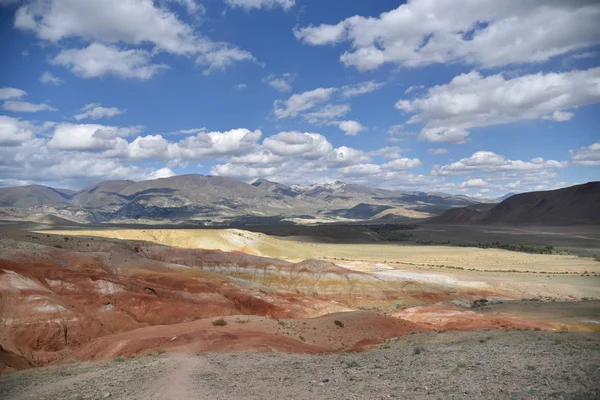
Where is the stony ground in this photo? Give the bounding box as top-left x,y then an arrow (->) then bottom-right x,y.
1,330 -> 599,400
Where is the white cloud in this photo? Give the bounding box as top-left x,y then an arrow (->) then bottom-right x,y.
225,0 -> 295,11
368,146 -> 407,160
570,141 -> 600,166
175,129 -> 262,159
384,157 -> 421,171
341,80 -> 384,98
263,131 -> 333,159
294,1 -> 600,71
40,71 -> 64,85
0,115 -> 35,146
196,46 -> 255,75
73,103 -> 125,121
461,178 -> 489,188
164,0 -> 204,15
432,151 -> 567,176
338,120 -> 364,136
264,73 -> 295,92
304,104 -> 350,125
53,43 -> 170,80
235,83 -> 247,90
16,0 -> 199,54
405,85 -> 424,94
48,123 -> 142,151
3,101 -> 57,112
542,111 -> 574,122
0,87 -> 26,100
146,167 -> 176,180
274,87 -> 336,119
16,0 -> 254,77
396,67 -> 600,143
427,148 -> 448,155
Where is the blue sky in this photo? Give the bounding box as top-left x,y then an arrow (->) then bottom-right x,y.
0,0 -> 599,198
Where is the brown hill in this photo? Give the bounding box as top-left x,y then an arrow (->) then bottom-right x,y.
427,182 -> 600,225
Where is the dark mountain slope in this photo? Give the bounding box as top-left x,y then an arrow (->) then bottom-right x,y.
427,182 -> 600,226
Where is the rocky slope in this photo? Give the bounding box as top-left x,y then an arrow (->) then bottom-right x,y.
427,182 -> 600,226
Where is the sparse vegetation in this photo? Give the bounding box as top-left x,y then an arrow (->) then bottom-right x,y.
212,318 -> 227,326
115,356 -> 125,363
334,320 -> 344,328
472,298 -> 489,308
298,336 -> 306,342
456,242 -> 561,255
414,346 -> 424,355
368,224 -> 418,242
157,348 -> 166,354
345,360 -> 360,368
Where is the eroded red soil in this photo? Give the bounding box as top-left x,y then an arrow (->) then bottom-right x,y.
0,230 -> 573,373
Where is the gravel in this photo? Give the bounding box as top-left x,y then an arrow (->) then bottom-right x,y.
1,330 -> 599,400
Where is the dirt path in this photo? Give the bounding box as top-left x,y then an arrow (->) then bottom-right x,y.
143,354 -> 211,400
2,331 -> 599,400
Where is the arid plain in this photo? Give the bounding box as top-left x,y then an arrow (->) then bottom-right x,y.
1,224 -> 599,399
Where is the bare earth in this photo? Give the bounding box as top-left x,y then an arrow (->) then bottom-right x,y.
1,330 -> 599,400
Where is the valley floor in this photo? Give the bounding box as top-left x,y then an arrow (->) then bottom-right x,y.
1,330 -> 598,400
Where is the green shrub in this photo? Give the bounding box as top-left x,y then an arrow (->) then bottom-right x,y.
212,318 -> 227,326
115,356 -> 125,363
334,320 -> 344,328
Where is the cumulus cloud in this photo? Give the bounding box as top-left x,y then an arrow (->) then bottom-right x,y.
304,104 -> 350,125
3,101 -> 57,113
48,123 -> 142,151
263,131 -> 333,159
53,43 -> 170,80
274,87 -> 336,118
293,0 -> 600,71
264,73 -> 295,92
175,129 -> 262,159
341,81 -> 384,98
396,67 -> 600,143
0,115 -> 36,146
225,0 -> 295,11
40,71 -> 64,85
196,46 -> 255,75
338,120 -> 364,136
0,87 -> 26,100
570,141 -> 600,166
432,151 -> 567,177
542,111 -> 575,122
74,103 -> 125,121
147,166 -> 175,179
461,178 -> 489,188
16,0 -> 255,77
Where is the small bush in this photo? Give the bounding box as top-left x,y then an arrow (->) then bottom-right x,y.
334,320 -> 344,328
212,318 -> 227,326
54,244 -> 63,249
157,348 -> 166,354
298,336 -> 306,342
115,356 -> 125,363
554,337 -> 564,345
413,346 -> 424,355
346,360 -> 360,368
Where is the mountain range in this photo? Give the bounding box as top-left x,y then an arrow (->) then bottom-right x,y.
0,175 -> 487,225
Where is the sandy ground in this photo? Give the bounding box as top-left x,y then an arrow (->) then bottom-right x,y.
1,330 -> 598,400
40,228 -> 600,300
41,228 -> 600,272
